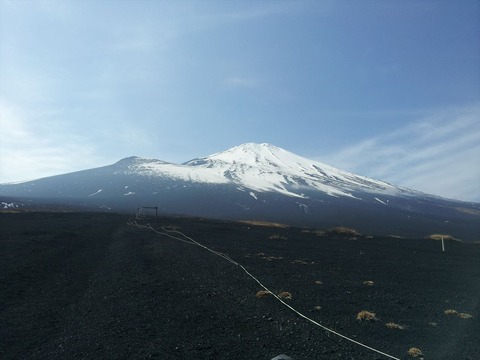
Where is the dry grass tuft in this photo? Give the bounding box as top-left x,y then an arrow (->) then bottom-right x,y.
444,309 -> 473,319
255,290 -> 271,299
363,280 -> 374,286
444,309 -> 458,315
385,322 -> 406,330
277,291 -> 292,300
239,220 -> 289,228
356,310 -> 378,321
407,347 -> 423,357
328,227 -> 361,236
426,234 -> 462,242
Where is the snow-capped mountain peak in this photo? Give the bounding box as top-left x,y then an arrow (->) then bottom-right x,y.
184,143 -> 398,198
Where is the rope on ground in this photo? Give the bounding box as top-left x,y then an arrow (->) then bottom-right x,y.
127,219 -> 401,360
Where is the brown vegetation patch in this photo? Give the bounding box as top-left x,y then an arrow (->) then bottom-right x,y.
356,310 -> 378,321
444,309 -> 458,315
426,234 -> 462,242
443,309 -> 472,318
407,347 -> 423,358
255,290 -> 271,299
239,220 -> 289,228
328,227 -> 361,236
277,291 -> 292,300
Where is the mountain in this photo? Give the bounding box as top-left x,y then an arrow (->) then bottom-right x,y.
1,143 -> 479,241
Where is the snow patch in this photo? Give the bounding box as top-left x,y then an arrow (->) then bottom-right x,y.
249,191 -> 258,200
374,197 -> 387,205
124,192 -> 135,196
88,189 -> 103,197
1,202 -> 18,209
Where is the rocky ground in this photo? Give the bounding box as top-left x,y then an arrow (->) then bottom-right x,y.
1,211 -> 479,360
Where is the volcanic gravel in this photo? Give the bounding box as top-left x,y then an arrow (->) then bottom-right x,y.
1,212 -> 479,360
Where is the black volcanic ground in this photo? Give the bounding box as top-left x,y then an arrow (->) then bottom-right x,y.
1,212 -> 479,360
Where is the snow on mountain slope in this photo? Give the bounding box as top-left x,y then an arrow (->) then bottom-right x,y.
183,143 -> 404,198
120,157 -> 228,184
0,143 -> 417,202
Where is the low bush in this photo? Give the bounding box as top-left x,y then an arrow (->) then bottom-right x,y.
356,310 -> 378,321
255,290 -> 271,299
385,322 -> 406,330
277,291 -> 292,300
407,347 -> 423,358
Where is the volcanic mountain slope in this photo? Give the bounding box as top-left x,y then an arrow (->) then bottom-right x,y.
1,143 -> 479,241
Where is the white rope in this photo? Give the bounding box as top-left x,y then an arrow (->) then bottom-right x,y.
127,219 -> 400,360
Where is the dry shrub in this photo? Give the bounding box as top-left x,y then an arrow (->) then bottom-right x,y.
426,234 -> 462,242
356,310 -> 378,321
385,322 -> 406,330
240,220 -> 288,228
407,347 -> 423,357
363,280 -> 374,286
444,309 -> 473,319
255,290 -> 271,299
444,309 -> 458,315
328,227 -> 361,236
277,291 -> 292,300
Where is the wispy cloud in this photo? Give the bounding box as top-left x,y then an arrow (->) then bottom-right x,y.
223,76 -> 261,89
320,105 -> 480,202
0,100 -> 104,182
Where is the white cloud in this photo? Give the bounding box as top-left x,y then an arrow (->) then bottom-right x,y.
320,105 -> 480,202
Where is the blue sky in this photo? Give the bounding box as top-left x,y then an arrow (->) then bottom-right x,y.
1,0 -> 479,202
